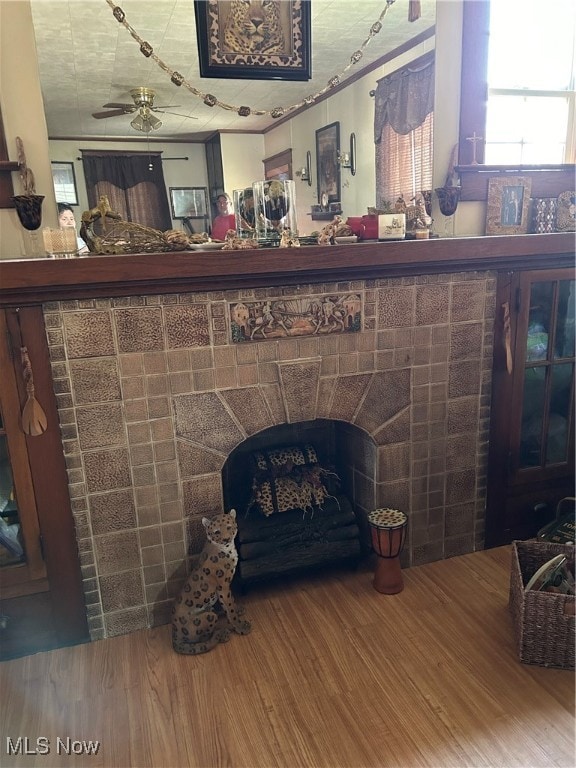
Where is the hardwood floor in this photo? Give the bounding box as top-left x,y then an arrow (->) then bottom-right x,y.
0,546 -> 574,768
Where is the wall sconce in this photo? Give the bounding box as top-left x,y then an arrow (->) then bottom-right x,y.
337,133 -> 356,176
296,150 -> 312,185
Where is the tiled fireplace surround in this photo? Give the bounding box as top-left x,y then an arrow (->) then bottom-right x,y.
44,271 -> 495,641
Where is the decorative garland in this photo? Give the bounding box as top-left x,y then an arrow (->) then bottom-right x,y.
105,0 -> 398,120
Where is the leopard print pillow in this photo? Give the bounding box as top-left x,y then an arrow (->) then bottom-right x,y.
250,444 -> 330,516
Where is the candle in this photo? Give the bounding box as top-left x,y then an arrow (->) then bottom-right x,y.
43,227 -> 78,258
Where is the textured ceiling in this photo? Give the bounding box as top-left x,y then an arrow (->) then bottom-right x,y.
30,0 -> 435,142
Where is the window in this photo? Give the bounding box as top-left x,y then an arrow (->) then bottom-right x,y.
484,0 -> 576,164
374,53 -> 434,207
377,113 -> 433,204
81,151 -> 172,232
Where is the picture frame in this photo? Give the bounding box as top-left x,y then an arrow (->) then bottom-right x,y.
169,187 -> 208,220
193,0 -> 311,82
485,176 -> 532,236
51,161 -> 78,206
316,122 -> 341,205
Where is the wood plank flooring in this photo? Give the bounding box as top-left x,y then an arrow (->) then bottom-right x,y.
0,546 -> 574,768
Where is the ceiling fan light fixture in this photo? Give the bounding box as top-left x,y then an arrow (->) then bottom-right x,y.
130,111 -> 162,133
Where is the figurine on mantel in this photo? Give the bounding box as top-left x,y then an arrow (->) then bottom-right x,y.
315,215 -> 353,245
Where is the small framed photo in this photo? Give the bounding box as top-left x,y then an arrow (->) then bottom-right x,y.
51,161 -> 78,206
485,176 -> 532,235
316,122 -> 341,205
193,0 -> 311,81
556,190 -> 576,232
169,187 -> 208,219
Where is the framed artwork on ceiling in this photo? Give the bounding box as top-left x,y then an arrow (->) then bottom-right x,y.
316,122 -> 340,206
51,161 -> 78,206
169,187 -> 208,219
193,0 -> 311,82
485,176 -> 532,235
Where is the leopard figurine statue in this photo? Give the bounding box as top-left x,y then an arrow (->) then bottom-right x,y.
223,0 -> 285,56
171,508 -> 251,655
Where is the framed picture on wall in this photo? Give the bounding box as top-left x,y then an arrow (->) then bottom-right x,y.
485,176 -> 532,235
193,0 -> 311,81
169,187 -> 208,219
51,161 -> 78,206
316,122 -> 340,205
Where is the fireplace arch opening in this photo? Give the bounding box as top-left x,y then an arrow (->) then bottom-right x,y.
221,418 -> 378,586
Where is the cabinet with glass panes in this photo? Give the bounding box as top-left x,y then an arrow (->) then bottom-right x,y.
486,268 -> 575,546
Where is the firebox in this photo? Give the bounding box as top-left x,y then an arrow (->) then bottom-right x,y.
223,420 -> 363,586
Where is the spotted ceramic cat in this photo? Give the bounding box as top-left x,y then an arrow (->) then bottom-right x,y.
171,509 -> 251,655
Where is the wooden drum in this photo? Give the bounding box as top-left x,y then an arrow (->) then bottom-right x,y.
367,508 -> 408,594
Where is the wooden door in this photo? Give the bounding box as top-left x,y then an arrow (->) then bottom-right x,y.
486,268 -> 575,546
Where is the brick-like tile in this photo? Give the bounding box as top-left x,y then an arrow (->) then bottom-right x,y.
89,490 -> 136,535
64,311 -> 115,358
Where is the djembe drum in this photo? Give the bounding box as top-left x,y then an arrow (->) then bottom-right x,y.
368,508 -> 408,594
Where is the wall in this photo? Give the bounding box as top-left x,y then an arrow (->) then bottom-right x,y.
44,271 -> 495,640
220,133 -> 266,198
0,1 -> 54,258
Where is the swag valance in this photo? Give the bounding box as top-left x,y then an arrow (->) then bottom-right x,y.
81,151 -> 164,190
374,52 -> 435,141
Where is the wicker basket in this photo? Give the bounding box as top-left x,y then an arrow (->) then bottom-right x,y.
509,540 -> 575,669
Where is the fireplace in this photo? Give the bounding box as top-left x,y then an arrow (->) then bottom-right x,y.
222,419 -> 368,586
44,271 -> 495,639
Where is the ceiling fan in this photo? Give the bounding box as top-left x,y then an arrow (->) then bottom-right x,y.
91,87 -> 197,133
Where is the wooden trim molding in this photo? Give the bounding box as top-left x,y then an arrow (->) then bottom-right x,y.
0,234 -> 573,307
456,164 -> 576,202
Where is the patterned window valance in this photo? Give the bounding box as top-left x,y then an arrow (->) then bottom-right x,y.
374,52 -> 435,140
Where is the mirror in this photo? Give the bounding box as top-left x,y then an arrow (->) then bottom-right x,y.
30,1 -> 437,141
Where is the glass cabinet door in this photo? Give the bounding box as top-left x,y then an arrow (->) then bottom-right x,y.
518,276 -> 575,473
0,422 -> 25,567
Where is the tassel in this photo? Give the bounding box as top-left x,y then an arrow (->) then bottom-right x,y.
408,0 -> 421,22
20,346 -> 48,436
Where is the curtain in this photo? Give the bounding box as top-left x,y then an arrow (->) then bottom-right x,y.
81,152 -> 172,231
374,53 -> 435,206
376,113 -> 434,206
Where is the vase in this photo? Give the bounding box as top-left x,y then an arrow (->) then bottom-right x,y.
252,180 -> 297,241
435,186 -> 460,217
11,194 -> 45,231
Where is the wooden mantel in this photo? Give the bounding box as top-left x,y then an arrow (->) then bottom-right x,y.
0,233 -> 574,307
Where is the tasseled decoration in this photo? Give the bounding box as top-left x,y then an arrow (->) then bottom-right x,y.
20,347 -> 48,436
409,0 -> 421,22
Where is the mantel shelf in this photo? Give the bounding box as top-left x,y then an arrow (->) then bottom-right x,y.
456,164 -> 576,202
0,233 -> 573,308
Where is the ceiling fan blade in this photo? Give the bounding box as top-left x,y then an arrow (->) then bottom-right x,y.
92,109 -> 131,120
101,102 -> 135,110
152,105 -> 181,110
154,109 -> 198,119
